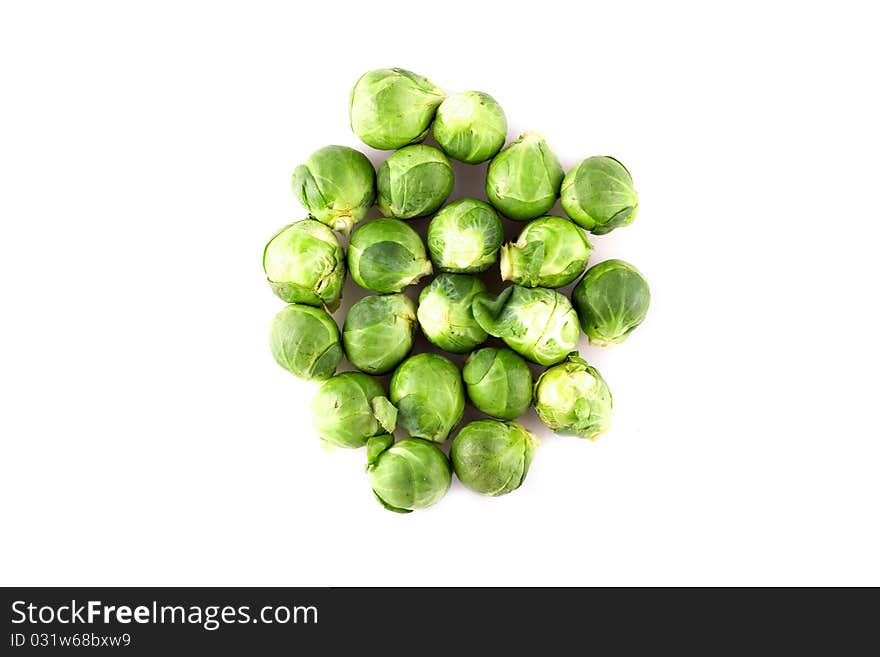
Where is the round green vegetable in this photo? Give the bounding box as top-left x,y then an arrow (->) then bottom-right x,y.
377,145 -> 454,219
347,218 -> 432,293
366,435 -> 452,513
572,259 -> 650,346
350,68 -> 446,150
485,132 -> 564,220
269,304 -> 342,381
462,348 -> 533,420
417,274 -> 487,354
500,216 -> 592,288
390,353 -> 465,442
262,220 -> 346,311
560,156 -> 638,235
311,372 -> 397,448
451,420 -> 538,496
426,198 -> 504,273
472,285 -> 580,365
433,91 -> 507,164
342,293 -> 417,374
533,353 -> 612,440
291,145 -> 376,235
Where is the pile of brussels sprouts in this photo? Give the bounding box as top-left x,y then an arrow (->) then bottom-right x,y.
264,68 -> 650,513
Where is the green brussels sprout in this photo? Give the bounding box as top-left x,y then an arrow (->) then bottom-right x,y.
533,353 -> 612,440
560,156 -> 639,235
376,145 -> 454,219
572,259 -> 650,346
311,372 -> 397,448
472,286 -> 580,366
342,293 -> 417,374
262,220 -> 346,311
347,218 -> 432,293
485,132 -> 564,220
291,145 -> 376,235
462,348 -> 533,420
417,274 -> 488,354
269,304 -> 342,381
500,216 -> 592,288
451,420 -> 538,496
349,68 -> 446,150
390,353 -> 465,442
366,435 -> 451,513
426,198 -> 504,273
432,91 -> 507,164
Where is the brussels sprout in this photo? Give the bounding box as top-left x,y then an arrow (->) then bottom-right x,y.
500,216 -> 592,288
312,372 -> 397,447
417,274 -> 487,354
342,293 -> 417,375
269,304 -> 342,381
426,198 -> 504,273
390,353 -> 465,442
349,68 -> 446,150
533,353 -> 612,440
262,220 -> 346,311
366,435 -> 451,513
291,145 -> 376,235
560,156 -> 638,235
572,259 -> 650,346
462,348 -> 532,420
432,91 -> 507,164
347,218 -> 432,293
472,286 -> 580,366
485,133 -> 564,220
311,372 -> 397,448
451,420 -> 538,496
376,145 -> 454,219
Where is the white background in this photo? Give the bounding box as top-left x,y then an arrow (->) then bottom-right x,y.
1,1 -> 878,586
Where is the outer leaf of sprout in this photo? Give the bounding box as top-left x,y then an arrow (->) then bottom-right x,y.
371,397 -> 398,434
366,434 -> 394,467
